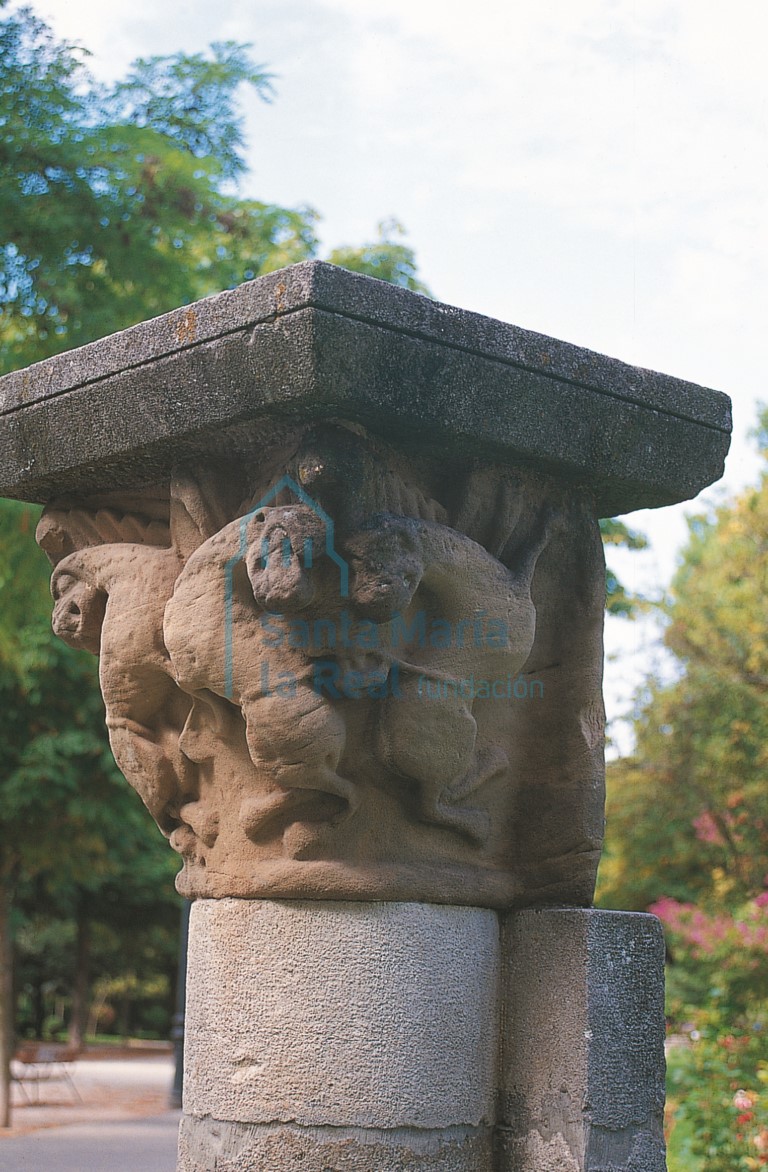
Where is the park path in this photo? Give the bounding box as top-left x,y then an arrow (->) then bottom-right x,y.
0,1053 -> 179,1170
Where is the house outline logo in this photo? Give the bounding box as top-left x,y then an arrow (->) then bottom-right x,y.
223,474 -> 349,698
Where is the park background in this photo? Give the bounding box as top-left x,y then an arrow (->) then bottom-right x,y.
1,1 -> 767,1165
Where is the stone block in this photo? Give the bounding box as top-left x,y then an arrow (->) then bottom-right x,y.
180,902 -> 667,1170
183,899 -> 499,1132
177,1118 -> 494,1171
0,261 -> 729,514
499,908 -> 667,1171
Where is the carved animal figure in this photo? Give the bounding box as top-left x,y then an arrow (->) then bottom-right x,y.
164,506 -> 365,842
343,512 -> 551,842
50,544 -> 193,834
165,491 -> 551,847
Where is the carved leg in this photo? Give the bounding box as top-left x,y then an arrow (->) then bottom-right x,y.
376,673 -> 499,843
239,687 -> 359,840
428,746 -> 509,845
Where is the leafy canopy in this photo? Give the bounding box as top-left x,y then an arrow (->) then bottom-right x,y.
598,416 -> 768,917
0,6 -> 322,371
0,4 -> 435,376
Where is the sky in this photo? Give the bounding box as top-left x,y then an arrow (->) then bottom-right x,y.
35,0 -> 768,749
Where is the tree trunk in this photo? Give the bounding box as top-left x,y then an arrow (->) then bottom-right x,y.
87,986 -> 110,1039
68,903 -> 90,1050
0,868 -> 15,1128
117,993 -> 131,1039
32,982 -> 45,1040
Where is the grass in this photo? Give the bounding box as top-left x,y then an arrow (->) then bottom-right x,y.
666,1046 -> 704,1172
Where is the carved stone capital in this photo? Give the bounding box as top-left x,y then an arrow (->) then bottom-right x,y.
35,422 -> 605,905
0,262 -> 730,908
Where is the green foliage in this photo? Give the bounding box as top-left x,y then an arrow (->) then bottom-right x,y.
0,505 -> 180,1041
0,498 -> 178,895
0,519 -> 158,1046
0,6 -> 319,371
111,42 -> 274,181
597,410 -> 768,1167
600,517 -> 648,617
667,1021 -> 768,1171
15,914 -> 178,1039
327,218 -> 431,293
0,7 -> 437,375
598,461 -> 768,917
0,502 -> 48,664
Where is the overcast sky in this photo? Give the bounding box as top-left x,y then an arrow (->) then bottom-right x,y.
37,0 -> 768,748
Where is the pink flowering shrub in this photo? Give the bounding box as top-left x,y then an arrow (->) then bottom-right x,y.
651,896 -> 768,1012
657,895 -> 768,1169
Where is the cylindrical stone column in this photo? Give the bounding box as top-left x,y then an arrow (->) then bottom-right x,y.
0,261 -> 730,1171
178,900 -> 499,1170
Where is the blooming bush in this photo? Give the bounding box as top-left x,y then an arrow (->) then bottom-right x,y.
651,896 -> 768,1021
667,1015 -> 768,1171
656,896 -> 768,1170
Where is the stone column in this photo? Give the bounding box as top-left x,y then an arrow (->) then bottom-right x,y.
0,261 -> 730,1170
499,909 -> 667,1170
179,900 -> 500,1169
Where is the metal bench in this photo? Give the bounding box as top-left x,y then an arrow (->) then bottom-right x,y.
11,1042 -> 83,1105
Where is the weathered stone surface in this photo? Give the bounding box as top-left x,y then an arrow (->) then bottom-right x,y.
183,899 -> 499,1130
0,261 -> 730,514
10,265 -> 729,907
499,908 -> 667,1171
2,269 -> 686,1171
179,903 -> 667,1169
36,426 -> 605,906
177,1117 -> 493,1172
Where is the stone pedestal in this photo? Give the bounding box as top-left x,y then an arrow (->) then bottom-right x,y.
178,900 -> 499,1170
0,262 -> 729,1171
499,909 -> 667,1171
176,903 -> 665,1171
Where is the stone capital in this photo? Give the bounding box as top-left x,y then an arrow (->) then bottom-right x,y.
0,262 -> 731,908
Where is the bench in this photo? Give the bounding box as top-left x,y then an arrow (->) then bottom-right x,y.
11,1042 -> 83,1105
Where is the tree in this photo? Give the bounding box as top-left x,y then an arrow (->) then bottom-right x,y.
327,218 -> 429,292
0,501 -> 183,1115
0,500 -> 52,1124
0,6 -> 321,371
0,5 -> 433,374
0,2 -> 434,1125
598,422 -> 768,916
596,413 -> 768,1168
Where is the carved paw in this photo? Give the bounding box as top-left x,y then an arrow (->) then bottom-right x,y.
178,799 -> 220,848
